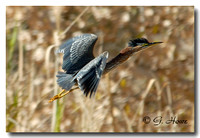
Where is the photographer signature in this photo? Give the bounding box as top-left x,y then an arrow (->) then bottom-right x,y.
143,116 -> 188,126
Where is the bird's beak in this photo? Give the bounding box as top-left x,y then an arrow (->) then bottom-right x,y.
148,42 -> 163,46
141,41 -> 163,48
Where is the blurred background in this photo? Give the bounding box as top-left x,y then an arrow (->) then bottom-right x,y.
6,6 -> 194,132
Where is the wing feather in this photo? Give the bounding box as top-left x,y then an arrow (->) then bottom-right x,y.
56,34 -> 98,74
73,52 -> 109,97
56,72 -> 75,91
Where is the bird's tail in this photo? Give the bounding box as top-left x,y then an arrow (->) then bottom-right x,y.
56,72 -> 75,91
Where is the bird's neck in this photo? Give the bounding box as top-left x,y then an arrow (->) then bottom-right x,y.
103,46 -> 143,74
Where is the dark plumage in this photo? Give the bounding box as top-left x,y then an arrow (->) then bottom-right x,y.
55,34 -> 162,98
56,72 -> 75,91
56,34 -> 97,74
73,52 -> 108,97
128,38 -> 149,47
56,34 -> 108,97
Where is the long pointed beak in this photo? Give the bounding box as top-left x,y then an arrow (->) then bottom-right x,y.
148,41 -> 163,46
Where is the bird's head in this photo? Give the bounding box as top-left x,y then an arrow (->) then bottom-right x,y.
128,38 -> 163,48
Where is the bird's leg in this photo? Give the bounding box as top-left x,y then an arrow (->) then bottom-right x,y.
48,87 -> 79,103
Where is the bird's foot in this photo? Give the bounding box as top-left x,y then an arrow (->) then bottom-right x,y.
48,87 -> 78,103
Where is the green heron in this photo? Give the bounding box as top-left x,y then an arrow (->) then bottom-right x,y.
49,34 -> 162,102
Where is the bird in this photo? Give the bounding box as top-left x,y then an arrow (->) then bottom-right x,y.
49,34 -> 162,102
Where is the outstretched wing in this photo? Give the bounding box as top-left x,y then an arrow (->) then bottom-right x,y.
73,52 -> 109,97
56,34 -> 98,74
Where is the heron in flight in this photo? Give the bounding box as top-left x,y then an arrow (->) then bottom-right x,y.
49,34 -> 162,102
